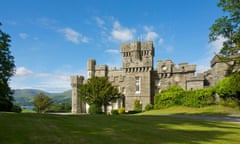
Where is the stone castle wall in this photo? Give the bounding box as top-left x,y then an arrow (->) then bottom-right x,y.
71,40 -> 232,113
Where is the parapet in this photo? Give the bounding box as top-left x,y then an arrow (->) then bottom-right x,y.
87,59 -> 96,71
174,63 -> 196,73
157,60 -> 196,74
70,75 -> 84,87
187,73 -> 204,81
120,40 -> 153,52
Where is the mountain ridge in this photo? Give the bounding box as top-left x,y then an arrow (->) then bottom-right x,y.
13,89 -> 72,106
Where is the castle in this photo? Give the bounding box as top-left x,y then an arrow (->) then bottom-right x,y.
71,40 -> 230,113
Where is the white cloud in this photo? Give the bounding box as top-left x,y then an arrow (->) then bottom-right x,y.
19,33 -> 29,39
95,17 -> 105,26
142,25 -> 160,42
195,36 -> 226,73
158,38 -> 164,45
37,18 -> 57,27
111,21 -> 135,41
11,67 -> 85,93
105,49 -> 119,54
164,45 -> 174,52
33,74 -> 71,93
16,67 -> 33,76
208,35 -> 226,55
60,27 -> 89,44
145,31 -> 158,41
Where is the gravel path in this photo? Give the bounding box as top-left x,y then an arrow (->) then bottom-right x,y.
51,112 -> 240,124
168,114 -> 240,124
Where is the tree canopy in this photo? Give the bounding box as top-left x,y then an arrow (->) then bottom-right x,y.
78,77 -> 121,113
33,93 -> 53,113
209,0 -> 240,72
0,22 -> 15,111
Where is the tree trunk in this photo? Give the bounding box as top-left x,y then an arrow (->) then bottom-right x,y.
104,104 -> 107,114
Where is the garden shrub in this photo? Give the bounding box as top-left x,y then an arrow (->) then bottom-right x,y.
88,104 -> 103,114
154,86 -> 215,109
118,107 -> 125,114
134,99 -> 142,111
154,86 -> 184,109
11,104 -> 22,113
215,72 -> 240,107
111,109 -> 118,115
144,104 -> 153,111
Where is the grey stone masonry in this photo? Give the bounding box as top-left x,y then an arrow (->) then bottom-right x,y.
71,40 -> 237,113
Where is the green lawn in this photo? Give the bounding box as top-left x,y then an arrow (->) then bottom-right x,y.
0,112 -> 240,144
140,105 -> 240,115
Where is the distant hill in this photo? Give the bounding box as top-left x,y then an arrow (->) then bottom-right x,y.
13,89 -> 72,106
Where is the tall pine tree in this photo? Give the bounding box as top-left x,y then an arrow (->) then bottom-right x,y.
0,22 -> 15,111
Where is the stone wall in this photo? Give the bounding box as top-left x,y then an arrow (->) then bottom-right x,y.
71,40 -> 235,113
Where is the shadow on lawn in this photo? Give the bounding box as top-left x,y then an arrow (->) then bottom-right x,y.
167,113 -> 240,124
67,114 -> 240,144
1,113 -> 240,144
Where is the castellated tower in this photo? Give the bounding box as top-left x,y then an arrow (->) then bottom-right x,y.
71,40 -> 222,113
120,41 -> 154,111
71,75 -> 85,113
87,59 -> 96,79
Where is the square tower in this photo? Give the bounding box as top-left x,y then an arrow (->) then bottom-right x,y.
120,41 -> 154,111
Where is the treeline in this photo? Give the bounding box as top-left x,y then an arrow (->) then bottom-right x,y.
154,72 -> 240,109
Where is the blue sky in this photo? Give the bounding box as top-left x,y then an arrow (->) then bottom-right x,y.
1,0 -> 225,92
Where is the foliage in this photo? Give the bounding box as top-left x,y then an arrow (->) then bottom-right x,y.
144,104 -> 153,111
133,99 -> 142,112
47,103 -> 71,112
118,107 -> 125,114
182,88 -> 215,108
111,109 -> 119,115
216,72 -> 240,97
209,0 -> 240,71
32,93 -> 53,113
11,104 -> 22,113
139,105 -> 240,115
88,104 -> 103,114
154,86 -> 185,109
78,77 -> 121,113
0,22 -> 15,111
0,98 -> 13,111
154,86 -> 215,109
216,72 -> 240,106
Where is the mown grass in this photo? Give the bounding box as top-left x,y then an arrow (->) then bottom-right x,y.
0,112 -> 240,144
140,105 -> 240,115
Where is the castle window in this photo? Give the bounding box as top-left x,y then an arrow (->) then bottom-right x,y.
182,66 -> 185,71
135,76 -> 141,94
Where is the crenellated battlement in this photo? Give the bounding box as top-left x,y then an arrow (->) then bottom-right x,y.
70,75 -> 84,87
121,41 -> 154,70
71,40 -> 235,113
157,60 -> 196,74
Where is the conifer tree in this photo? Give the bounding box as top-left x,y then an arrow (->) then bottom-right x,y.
0,22 -> 15,111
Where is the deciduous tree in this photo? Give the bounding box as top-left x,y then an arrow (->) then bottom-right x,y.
33,93 -> 53,113
78,77 -> 121,113
209,0 -> 240,73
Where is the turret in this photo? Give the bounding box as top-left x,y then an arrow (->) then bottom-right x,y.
87,59 -> 96,79
71,75 -> 85,113
120,41 -> 154,72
